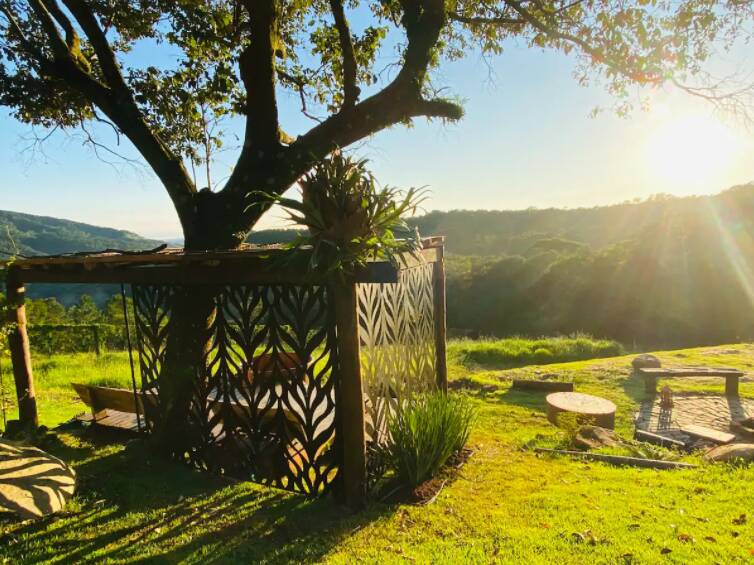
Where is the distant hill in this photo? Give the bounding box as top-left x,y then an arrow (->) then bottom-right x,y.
245,184 -> 754,347
0,210 -> 161,257
245,184 -> 754,256
408,184 -> 754,256
0,210 -> 162,305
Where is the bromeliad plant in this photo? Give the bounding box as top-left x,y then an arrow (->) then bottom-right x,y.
253,154 -> 427,276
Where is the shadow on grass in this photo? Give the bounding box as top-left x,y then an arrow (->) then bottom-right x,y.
494,388 -> 549,413
448,374 -> 550,412
619,369 -> 653,407
1,429 -> 393,564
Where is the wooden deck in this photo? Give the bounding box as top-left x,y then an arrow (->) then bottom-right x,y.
76,410 -> 142,432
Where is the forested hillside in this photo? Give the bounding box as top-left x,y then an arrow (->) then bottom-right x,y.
0,210 -> 162,305
244,185 -> 754,347
0,210 -> 160,257
409,185 -> 754,256
439,185 -> 754,347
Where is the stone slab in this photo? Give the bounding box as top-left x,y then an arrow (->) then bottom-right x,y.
681,424 -> 736,444
0,440 -> 76,520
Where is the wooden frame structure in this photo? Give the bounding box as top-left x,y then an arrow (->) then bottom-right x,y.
4,237 -> 447,509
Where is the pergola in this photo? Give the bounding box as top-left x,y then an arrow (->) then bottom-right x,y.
4,237 -> 447,508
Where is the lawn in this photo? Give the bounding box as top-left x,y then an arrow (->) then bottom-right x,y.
2,341 -> 754,563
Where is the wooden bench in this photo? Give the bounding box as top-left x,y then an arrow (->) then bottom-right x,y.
72,383 -> 156,430
72,382 -> 315,438
638,367 -> 744,396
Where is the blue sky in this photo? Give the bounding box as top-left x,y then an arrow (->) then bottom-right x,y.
1,36 -> 753,240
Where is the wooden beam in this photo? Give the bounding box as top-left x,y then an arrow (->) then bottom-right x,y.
332,280 -> 366,510
634,429 -> 686,449
12,261 -> 400,286
6,270 -> 38,428
433,257 -> 448,393
9,242 -> 442,286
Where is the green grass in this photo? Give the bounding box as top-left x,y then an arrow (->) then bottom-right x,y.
449,334 -> 625,370
2,341 -> 754,563
0,352 -> 134,428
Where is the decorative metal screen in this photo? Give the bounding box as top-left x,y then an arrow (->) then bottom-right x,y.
131,284 -> 339,495
356,263 -> 437,447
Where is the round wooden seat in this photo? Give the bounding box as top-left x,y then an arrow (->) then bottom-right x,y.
546,392 -> 617,429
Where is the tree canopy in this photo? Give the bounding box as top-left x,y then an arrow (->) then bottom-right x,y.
1,0 -> 752,248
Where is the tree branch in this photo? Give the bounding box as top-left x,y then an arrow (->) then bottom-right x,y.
503,0 -> 661,83
447,12 -> 524,26
44,0 -> 79,50
238,0 -> 281,153
62,0 -> 130,91
216,0 -> 462,240
27,0 -> 71,60
328,0 -> 359,107
221,1 -> 283,197
26,0 -> 198,231
671,77 -> 754,126
281,0 -> 462,182
277,69 -> 323,123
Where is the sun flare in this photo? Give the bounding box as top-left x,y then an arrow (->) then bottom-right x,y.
644,114 -> 743,191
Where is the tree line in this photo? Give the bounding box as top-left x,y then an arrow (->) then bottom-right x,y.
0,293 -> 131,354
444,186 -> 754,348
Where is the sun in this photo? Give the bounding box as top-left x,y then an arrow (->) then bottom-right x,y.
644,114 -> 743,191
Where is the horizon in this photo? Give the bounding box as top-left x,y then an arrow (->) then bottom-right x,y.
3,180 -> 753,241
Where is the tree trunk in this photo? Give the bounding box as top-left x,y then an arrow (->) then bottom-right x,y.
147,189 -> 273,459
150,286 -> 218,457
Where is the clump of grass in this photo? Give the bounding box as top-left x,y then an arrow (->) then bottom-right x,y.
387,392 -> 475,489
451,334 -> 624,369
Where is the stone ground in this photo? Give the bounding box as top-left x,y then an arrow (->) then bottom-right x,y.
635,393 -> 754,443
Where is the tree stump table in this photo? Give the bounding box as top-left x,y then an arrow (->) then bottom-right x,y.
546,392 -> 617,429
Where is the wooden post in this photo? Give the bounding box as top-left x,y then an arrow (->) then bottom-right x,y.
6,269 -> 38,428
332,280 -> 366,510
725,374 -> 739,397
644,374 -> 657,395
92,325 -> 101,357
433,252 -> 448,393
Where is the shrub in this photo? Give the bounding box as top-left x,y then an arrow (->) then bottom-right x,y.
452,334 -> 625,369
532,347 -> 553,363
387,392 -> 474,489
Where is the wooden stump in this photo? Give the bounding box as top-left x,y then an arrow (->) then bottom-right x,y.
546,392 -> 617,430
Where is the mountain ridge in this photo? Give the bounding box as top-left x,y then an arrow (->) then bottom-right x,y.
0,209 -> 162,257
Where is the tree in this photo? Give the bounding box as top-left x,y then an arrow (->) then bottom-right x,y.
25,296 -> 66,324
2,1 -> 752,250
66,294 -> 102,324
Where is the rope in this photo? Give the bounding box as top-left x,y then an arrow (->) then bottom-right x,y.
121,283 -> 143,434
